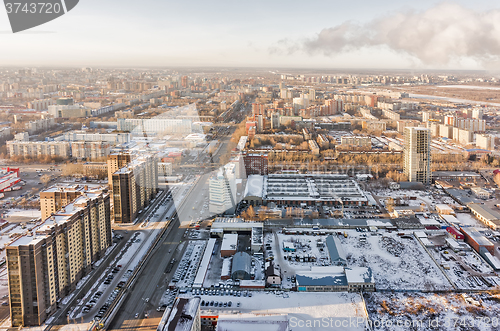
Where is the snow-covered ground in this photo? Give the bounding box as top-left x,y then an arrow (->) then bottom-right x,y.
364,292 -> 500,331
429,246 -> 500,290
4,208 -> 41,220
198,291 -> 368,331
340,230 -> 453,291
275,234 -> 333,271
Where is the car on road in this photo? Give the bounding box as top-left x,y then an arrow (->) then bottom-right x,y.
135,313 -> 139,318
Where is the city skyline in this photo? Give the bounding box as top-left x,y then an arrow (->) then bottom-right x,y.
1,0 -> 499,69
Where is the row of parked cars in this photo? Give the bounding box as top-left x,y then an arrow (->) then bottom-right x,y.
201,300 -> 240,308
89,268 -> 132,320
82,291 -> 103,314
193,288 -> 252,297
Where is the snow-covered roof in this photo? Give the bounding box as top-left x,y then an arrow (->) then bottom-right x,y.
345,267 -> 374,284
221,233 -> 238,252
296,267 -> 347,287
216,314 -> 289,331
326,235 -> 346,263
244,175 -> 264,199
160,297 -> 201,331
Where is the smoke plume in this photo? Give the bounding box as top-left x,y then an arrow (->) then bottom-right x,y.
273,3 -> 500,67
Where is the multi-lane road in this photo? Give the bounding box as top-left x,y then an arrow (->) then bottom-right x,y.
108,170 -> 214,330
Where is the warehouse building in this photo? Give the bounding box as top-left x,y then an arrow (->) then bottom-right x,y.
231,252 -> 252,280
446,227 -> 464,241
221,234 -> 238,257
296,266 -> 375,292
210,218 -> 263,237
436,204 -> 455,215
467,203 -> 500,230
460,227 -> 494,254
244,174 -> 369,207
432,171 -> 481,182
325,235 -> 347,266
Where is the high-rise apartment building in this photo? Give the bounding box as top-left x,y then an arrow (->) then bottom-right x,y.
112,155 -> 158,223
107,153 -> 132,187
181,75 -> 189,88
40,184 -> 108,220
476,134 -> 495,150
404,127 -> 431,185
7,191 -> 111,326
252,103 -> 264,116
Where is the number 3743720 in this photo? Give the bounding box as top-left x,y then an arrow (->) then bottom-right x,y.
5,2 -> 63,14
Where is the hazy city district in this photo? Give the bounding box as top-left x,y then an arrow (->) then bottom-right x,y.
0,68 -> 500,331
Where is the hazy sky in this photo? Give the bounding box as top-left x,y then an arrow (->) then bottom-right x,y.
0,0 -> 499,69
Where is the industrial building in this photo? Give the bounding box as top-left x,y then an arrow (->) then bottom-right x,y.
243,174 -> 369,207
436,204 -> 455,215
209,218 -> 264,256
432,171 -> 481,182
6,191 -> 111,326
460,227 -> 494,254
467,203 -> 500,230
446,227 -> 464,240
48,104 -> 90,118
295,266 -> 375,292
326,235 -> 347,266
220,234 -> 238,257
0,167 -> 21,193
231,252 -> 252,280
470,187 -> 491,200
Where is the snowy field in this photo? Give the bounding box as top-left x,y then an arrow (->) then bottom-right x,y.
4,208 -> 41,220
339,230 -> 453,291
364,292 -> 500,331
428,246 -> 500,290
198,291 -> 368,331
